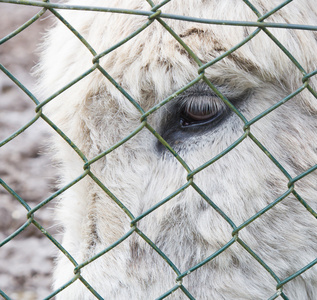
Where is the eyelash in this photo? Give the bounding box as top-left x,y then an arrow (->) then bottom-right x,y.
180,96 -> 227,127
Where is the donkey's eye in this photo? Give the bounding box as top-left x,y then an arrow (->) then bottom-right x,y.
180,97 -> 226,127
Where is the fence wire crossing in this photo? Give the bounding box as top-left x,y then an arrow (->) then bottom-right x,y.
0,0 -> 317,299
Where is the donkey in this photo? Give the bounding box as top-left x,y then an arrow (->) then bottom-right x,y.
37,0 -> 317,298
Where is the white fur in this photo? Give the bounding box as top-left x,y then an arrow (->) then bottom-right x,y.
36,0 -> 317,299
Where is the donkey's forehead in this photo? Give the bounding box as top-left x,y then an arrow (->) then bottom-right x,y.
94,26 -> 262,111
59,0 -> 314,113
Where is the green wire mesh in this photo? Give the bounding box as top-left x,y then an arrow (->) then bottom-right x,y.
0,0 -> 316,299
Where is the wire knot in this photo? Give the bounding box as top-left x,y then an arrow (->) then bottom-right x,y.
148,10 -> 162,20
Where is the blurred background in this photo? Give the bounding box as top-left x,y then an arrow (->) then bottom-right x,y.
0,3 -> 59,299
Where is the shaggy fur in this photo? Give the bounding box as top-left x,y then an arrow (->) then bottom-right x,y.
37,0 -> 317,299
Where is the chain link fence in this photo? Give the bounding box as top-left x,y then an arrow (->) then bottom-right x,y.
0,0 -> 317,299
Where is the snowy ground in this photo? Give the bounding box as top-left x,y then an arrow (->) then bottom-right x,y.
1,3 -> 58,299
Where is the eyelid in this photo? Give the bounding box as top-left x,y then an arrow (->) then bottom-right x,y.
183,95 -> 226,115
178,82 -> 250,104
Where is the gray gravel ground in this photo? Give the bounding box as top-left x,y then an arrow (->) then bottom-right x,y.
1,3 -> 59,299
